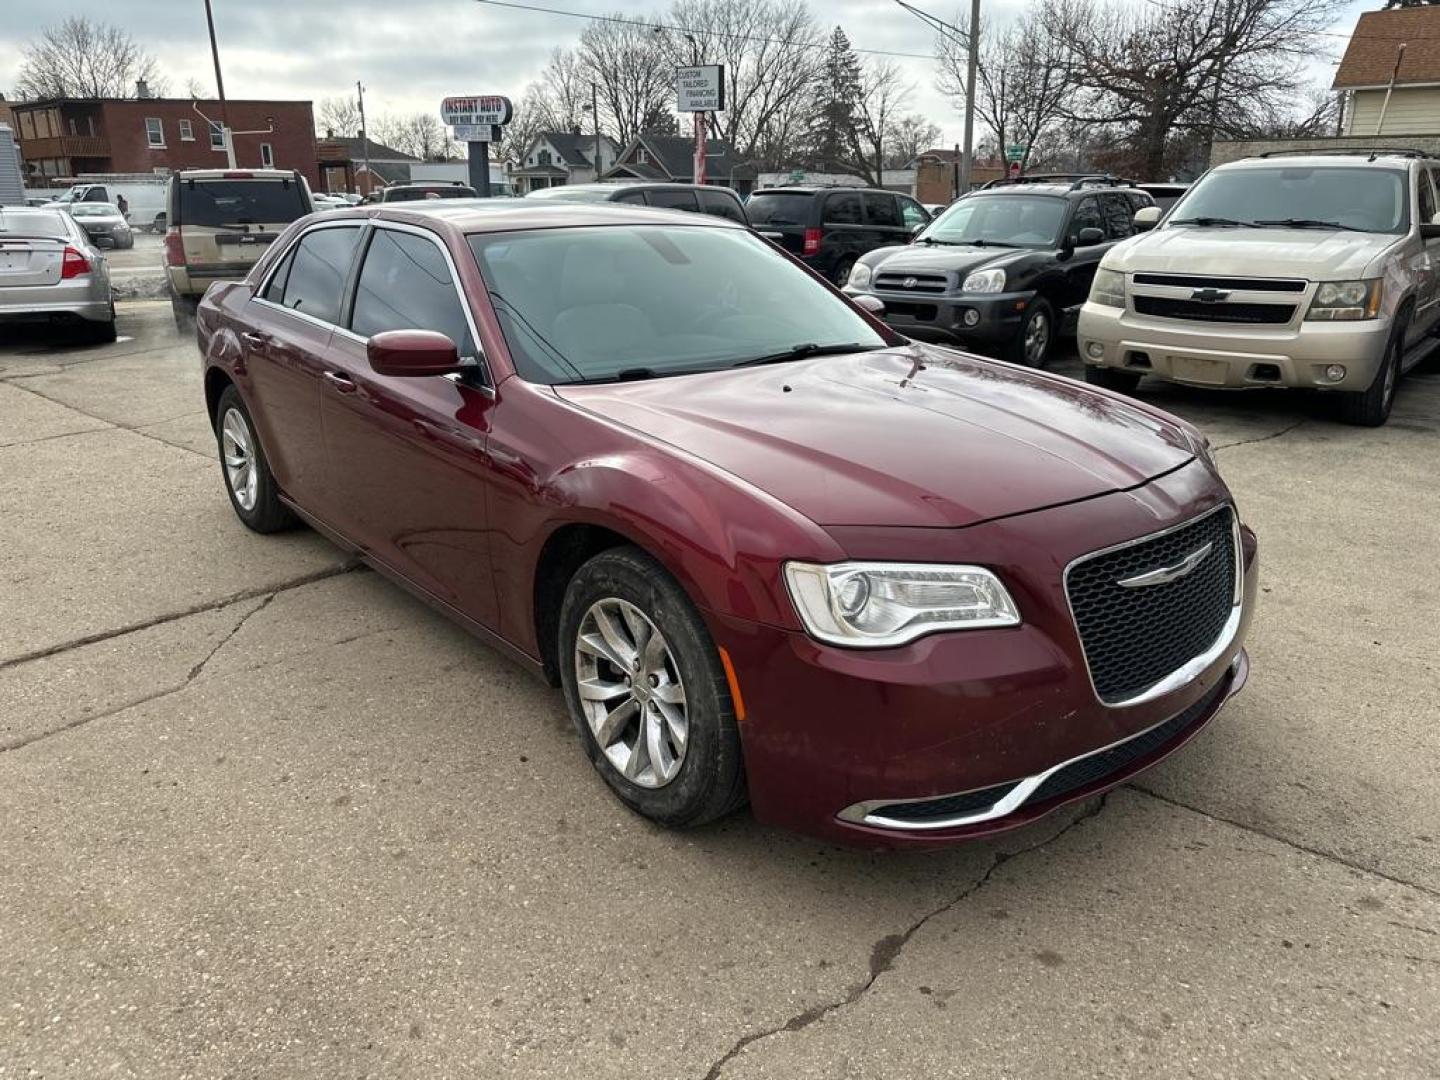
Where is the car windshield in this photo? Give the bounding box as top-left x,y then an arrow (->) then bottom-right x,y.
526,187 -> 619,203
70,204 -> 117,218
919,195 -> 1067,247
744,192 -> 812,226
0,209 -> 70,238
469,224 -> 890,385
177,179 -> 308,227
1172,166 -> 1408,233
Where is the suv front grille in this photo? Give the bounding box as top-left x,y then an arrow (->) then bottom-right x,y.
1134,296 -> 1295,324
1066,507 -> 1237,704
1132,273 -> 1306,293
875,271 -> 948,294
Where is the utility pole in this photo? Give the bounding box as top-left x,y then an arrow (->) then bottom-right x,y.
202,0 -> 236,169
356,80 -> 371,195
592,82 -> 602,180
895,0 -> 979,193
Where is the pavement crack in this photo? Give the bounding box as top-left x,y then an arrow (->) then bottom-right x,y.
699,795 -> 1109,1080
4,380 -> 212,459
0,426 -> 113,450
1213,417 -> 1306,452
185,592 -> 276,684
0,563 -> 362,673
1128,784 -> 1440,900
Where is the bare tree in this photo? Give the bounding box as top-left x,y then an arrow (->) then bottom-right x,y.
15,17 -> 167,100
885,114 -> 943,169
317,96 -> 363,139
847,59 -> 913,186
579,15 -> 674,146
184,77 -> 211,99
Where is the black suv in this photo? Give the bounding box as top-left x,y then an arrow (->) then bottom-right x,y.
745,186 -> 931,283
367,182 -> 478,203
527,182 -> 748,223
843,176 -> 1153,365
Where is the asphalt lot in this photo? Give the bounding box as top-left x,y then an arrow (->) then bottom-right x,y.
1,301 -> 1437,1078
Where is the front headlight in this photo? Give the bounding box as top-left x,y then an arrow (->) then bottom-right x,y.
1090,266 -> 1126,307
962,267 -> 1006,294
784,561 -> 1021,648
847,262 -> 873,289
1305,279 -> 1382,321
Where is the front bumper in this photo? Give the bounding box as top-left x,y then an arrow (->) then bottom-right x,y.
707,460 -> 1257,848
1079,301 -> 1391,391
845,286 -> 1033,347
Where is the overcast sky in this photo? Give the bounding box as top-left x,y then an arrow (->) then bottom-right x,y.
1,0 -> 1377,145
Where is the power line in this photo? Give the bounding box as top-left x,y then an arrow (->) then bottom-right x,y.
470,0 -> 939,60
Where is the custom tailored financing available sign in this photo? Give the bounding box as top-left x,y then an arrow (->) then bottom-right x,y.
676,66 -> 725,112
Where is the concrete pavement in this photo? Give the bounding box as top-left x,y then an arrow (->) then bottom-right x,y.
1,303 -> 1436,1078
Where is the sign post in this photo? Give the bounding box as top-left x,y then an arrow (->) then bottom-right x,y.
441,95 -> 513,198
676,66 -> 724,186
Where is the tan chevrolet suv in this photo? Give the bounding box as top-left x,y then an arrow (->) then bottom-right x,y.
1079,149 -> 1440,426
164,168 -> 313,329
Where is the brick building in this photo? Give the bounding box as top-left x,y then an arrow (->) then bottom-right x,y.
11,95 -> 319,186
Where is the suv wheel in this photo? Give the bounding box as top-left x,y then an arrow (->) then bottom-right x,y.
172,294 -> 198,334
559,546 -> 747,829
1337,314 -> 1406,427
1007,298 -> 1054,367
1084,365 -> 1142,394
832,255 -> 856,287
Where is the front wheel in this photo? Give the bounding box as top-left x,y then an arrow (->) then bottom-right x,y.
559,547 -> 747,829
1084,365 -> 1142,394
1006,297 -> 1054,367
832,255 -> 856,287
1336,316 -> 1405,427
214,386 -> 297,533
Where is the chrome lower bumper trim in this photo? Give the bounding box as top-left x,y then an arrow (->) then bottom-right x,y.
836,657 -> 1240,832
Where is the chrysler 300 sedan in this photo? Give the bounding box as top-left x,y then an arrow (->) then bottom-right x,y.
197,201 -> 1258,848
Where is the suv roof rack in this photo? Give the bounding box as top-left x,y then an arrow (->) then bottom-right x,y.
1255,147 -> 1439,161
980,173 -> 1137,191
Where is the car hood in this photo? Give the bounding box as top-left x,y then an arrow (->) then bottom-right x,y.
1110,225 -> 1399,280
867,243 -> 1029,278
555,344 -> 1196,528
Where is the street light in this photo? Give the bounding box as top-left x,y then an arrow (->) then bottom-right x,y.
894,0 -> 979,195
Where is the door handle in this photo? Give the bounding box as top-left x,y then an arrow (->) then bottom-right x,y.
240,331 -> 269,346
322,370 -> 357,393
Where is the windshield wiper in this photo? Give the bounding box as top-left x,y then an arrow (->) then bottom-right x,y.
916,236 -> 959,246
1253,218 -> 1365,232
570,367 -> 663,385
952,237 -> 1019,247
1169,216 -> 1259,228
731,342 -> 880,369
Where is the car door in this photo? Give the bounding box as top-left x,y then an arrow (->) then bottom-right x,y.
245,222 -> 363,519
820,191 -> 866,278
320,222 -> 500,628
863,191 -> 909,250
1060,195 -> 1109,312
1411,167 -> 1440,341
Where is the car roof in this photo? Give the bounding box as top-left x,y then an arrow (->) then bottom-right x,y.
534,181 -> 738,195
315,200 -> 751,234
967,184 -> 1075,197
750,186 -> 877,196
1224,153 -> 1420,170
172,168 -> 301,181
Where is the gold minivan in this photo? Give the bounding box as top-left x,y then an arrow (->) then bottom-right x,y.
164,168 -> 313,329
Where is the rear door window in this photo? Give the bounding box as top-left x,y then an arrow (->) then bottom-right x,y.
699,190 -> 745,222
744,192 -> 812,226
350,228 -> 476,357
1418,169 -> 1437,226
614,189 -> 648,205
275,226 -> 360,324
647,189 -> 700,213
177,179 -> 308,227
823,193 -> 863,225
863,193 -> 902,228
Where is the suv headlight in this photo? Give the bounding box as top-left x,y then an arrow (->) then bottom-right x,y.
962,267 -> 1006,293
1090,266 -> 1126,307
784,561 -> 1021,648
1305,279 -> 1382,321
847,261 -> 873,289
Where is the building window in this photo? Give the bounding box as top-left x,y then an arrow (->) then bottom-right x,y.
18,111 -> 35,140
87,116 -> 96,136
68,118 -> 78,135
537,149 -> 551,166
260,142 -> 274,168
637,149 -> 649,165
179,119 -> 194,141
209,121 -> 225,150
145,117 -> 165,148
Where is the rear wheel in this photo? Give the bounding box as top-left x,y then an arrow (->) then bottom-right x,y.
171,294 -> 198,334
559,546 -> 747,829
1336,314 -> 1406,427
832,255 -> 857,287
214,385 -> 297,533
1006,297 -> 1054,367
1084,365 -> 1142,394
83,304 -> 117,344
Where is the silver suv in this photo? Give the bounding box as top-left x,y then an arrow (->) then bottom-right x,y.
1078,149 -> 1440,426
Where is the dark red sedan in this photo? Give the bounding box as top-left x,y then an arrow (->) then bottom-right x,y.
198,201 -> 1257,848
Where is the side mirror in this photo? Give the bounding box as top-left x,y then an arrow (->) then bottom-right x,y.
1423,212 -> 1440,240
367,329 -> 463,377
1133,206 -> 1161,232
853,294 -> 886,317
1076,227 -> 1106,247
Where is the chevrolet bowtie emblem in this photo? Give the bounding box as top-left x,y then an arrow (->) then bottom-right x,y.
1117,542 -> 1213,588
1191,288 -> 1230,303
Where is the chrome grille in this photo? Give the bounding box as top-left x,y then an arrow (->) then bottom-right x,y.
875,271 -> 948,294
1132,272 -> 1306,293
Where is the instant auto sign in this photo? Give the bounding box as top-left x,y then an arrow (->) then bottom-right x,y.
440,96 -> 514,128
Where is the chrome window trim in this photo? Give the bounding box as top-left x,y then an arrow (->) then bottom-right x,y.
1062,502 -> 1243,710
836,657 -> 1240,831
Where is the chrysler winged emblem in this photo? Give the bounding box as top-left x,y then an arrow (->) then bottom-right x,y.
1117,542 -> 1213,588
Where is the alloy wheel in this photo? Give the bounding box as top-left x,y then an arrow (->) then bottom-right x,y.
574,598 -> 688,788
220,407 -> 258,512
1024,309 -> 1050,365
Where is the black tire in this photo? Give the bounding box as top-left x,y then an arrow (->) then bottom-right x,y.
832,255 -> 857,287
1084,365 -> 1142,394
1336,313 -> 1406,427
213,385 -> 298,534
1006,297 -> 1055,367
171,293 -> 198,334
83,306 -> 117,344
558,546 -> 747,829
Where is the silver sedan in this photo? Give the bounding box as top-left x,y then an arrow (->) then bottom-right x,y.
0,207 -> 116,343
65,202 -> 135,249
